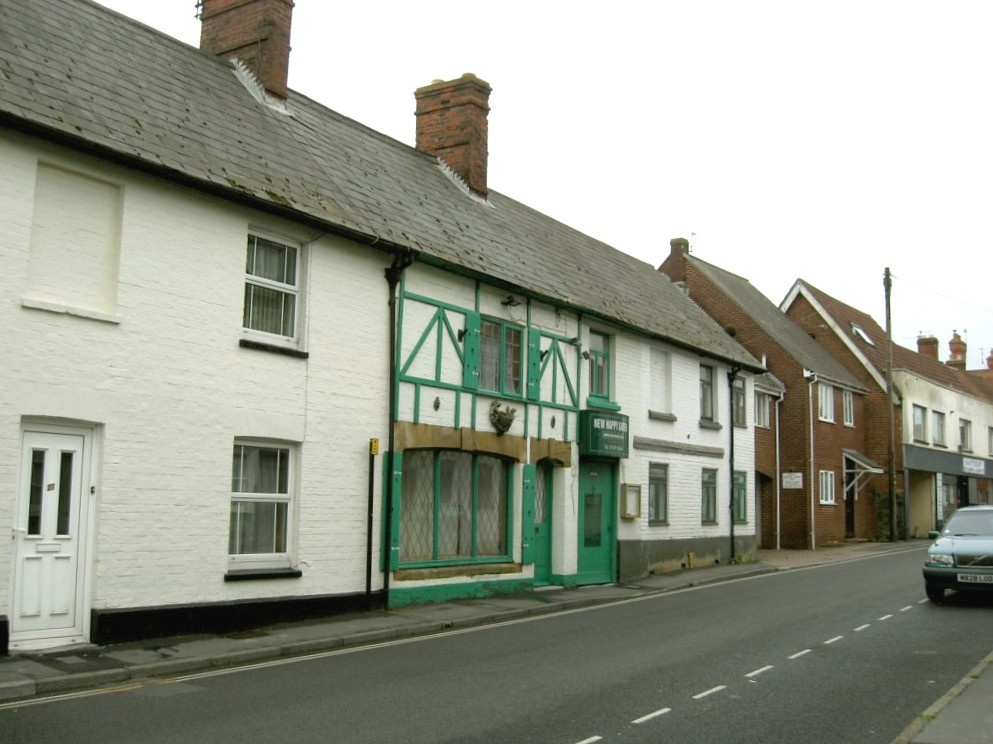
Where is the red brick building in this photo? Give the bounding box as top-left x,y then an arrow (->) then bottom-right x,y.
661,239 -> 877,548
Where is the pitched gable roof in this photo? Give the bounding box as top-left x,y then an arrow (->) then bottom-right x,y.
785,280 -> 993,401
0,0 -> 762,372
681,255 -> 865,390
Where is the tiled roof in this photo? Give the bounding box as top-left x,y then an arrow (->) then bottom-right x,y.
683,256 -> 865,389
0,0 -> 763,371
796,281 -> 993,401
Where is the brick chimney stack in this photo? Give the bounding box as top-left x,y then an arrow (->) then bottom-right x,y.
199,0 -> 294,99
917,334 -> 939,360
947,331 -> 967,370
415,74 -> 491,195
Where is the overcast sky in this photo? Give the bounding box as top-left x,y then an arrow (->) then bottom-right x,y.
95,1 -> 993,368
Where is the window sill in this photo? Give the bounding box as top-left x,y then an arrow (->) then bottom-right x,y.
239,338 -> 309,359
699,419 -> 723,431
648,410 -> 677,423
21,295 -> 121,324
224,567 -> 303,582
586,396 -> 621,412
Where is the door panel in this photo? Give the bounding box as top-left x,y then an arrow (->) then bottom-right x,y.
533,464 -> 552,585
13,430 -> 87,644
577,462 -> 615,584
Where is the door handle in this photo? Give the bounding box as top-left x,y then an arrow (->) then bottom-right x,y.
12,526 -> 27,537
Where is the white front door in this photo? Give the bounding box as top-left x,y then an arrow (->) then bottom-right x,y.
12,428 -> 90,648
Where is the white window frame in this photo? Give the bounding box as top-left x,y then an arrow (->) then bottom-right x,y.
842,390 -> 854,427
912,404 -> 927,442
229,441 -> 295,570
754,391 -> 770,428
243,233 -> 301,344
932,411 -> 946,446
819,469 -> 836,505
960,419 -> 972,452
818,383 -> 834,422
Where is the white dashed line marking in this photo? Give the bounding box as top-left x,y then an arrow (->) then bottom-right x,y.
693,685 -> 726,700
825,635 -> 844,645
789,649 -> 812,659
878,614 -> 893,621
745,665 -> 774,678
575,737 -> 602,744
633,707 -> 672,724
854,624 -> 871,632
900,606 -> 913,612
918,598 -> 929,604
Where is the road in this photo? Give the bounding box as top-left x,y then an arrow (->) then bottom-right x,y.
1,547 -> 990,743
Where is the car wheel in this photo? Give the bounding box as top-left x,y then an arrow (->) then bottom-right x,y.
925,582 -> 945,603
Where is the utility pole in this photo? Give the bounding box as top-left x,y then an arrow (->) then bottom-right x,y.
885,268 -> 897,542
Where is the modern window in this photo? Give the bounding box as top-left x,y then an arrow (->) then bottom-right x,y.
480,319 -> 522,395
843,390 -> 854,427
988,426 -> 993,456
960,419 -> 972,452
818,383 -> 834,422
912,405 -> 927,442
732,376 -> 746,427
230,442 -> 293,567
648,463 -> 668,525
819,469 -> 836,505
400,450 -> 510,563
933,412 -> 946,446
588,331 -> 611,401
702,468 -> 718,524
243,234 -> 299,339
754,391 -> 770,428
700,365 -> 715,422
733,470 -> 747,524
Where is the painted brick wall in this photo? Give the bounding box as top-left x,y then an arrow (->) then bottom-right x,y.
1,135 -> 391,614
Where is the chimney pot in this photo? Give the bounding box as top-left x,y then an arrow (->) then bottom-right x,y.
947,330 -> 967,370
415,74 -> 492,195
199,0 -> 294,99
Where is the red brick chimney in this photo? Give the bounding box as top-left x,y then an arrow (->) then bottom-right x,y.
659,237 -> 690,280
198,0 -> 294,99
947,331 -> 967,370
917,334 -> 939,360
415,74 -> 491,195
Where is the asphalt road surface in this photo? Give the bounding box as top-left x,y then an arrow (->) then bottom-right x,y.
1,547 -> 990,743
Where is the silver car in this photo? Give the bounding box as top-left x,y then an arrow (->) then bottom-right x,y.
923,505 -> 993,603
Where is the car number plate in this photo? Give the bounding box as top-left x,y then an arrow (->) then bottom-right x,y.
957,573 -> 993,584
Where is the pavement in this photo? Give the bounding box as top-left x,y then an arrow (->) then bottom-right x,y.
0,540 -> 988,744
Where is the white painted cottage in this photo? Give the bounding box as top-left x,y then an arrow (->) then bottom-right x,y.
0,0 -> 762,652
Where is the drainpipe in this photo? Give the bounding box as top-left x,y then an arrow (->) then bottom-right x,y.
806,371 -> 819,550
727,364 -> 742,562
383,249 -> 414,608
775,390 -> 785,550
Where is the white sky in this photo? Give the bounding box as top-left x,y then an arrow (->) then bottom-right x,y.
95,1 -> 993,367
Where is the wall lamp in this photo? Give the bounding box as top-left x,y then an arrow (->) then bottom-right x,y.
501,295 -> 521,307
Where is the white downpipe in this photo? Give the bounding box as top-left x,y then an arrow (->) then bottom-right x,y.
775,391 -> 784,550
807,374 -> 818,550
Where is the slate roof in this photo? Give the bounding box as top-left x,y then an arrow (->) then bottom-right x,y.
795,281 -> 993,402
0,0 -> 763,372
681,255 -> 866,390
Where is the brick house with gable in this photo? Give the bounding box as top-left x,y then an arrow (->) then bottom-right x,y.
660,239 -> 877,549
782,281 -> 993,537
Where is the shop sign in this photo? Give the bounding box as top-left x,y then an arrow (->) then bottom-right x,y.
579,411 -> 629,458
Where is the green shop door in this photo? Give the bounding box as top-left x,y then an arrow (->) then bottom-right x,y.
532,463 -> 553,586
577,461 -> 616,584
